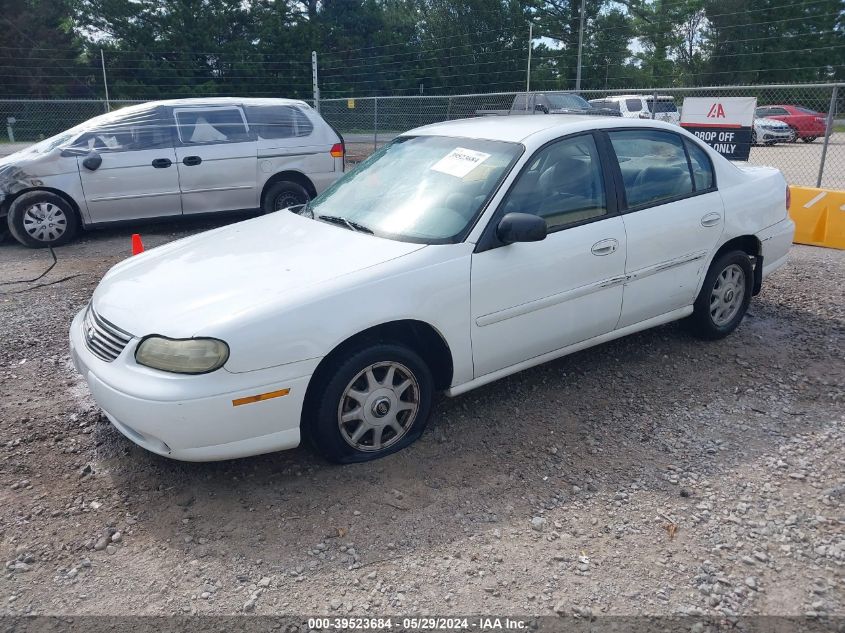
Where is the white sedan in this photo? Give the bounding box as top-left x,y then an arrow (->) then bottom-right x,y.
70,116 -> 795,463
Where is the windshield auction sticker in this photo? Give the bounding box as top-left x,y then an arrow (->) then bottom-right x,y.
431,147 -> 491,178
680,96 -> 756,161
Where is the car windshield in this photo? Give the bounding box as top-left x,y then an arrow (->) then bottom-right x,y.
795,106 -> 819,115
306,135 -> 523,244
547,94 -> 591,110
646,99 -> 677,113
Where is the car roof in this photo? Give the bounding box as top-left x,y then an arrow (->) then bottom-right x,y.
600,94 -> 675,100
145,97 -> 310,108
405,115 -> 679,144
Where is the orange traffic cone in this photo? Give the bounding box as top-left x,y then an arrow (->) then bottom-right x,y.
131,233 -> 144,256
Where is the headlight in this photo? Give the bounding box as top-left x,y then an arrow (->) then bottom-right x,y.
135,336 -> 229,374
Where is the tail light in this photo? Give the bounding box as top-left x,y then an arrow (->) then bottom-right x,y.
330,142 -> 344,158
786,185 -> 791,211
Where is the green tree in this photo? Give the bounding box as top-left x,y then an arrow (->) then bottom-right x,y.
0,0 -> 90,97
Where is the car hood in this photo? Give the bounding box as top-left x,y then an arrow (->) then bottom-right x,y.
93,211 -> 426,338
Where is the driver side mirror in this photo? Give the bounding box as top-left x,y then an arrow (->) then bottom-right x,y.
82,151 -> 102,171
497,212 -> 547,245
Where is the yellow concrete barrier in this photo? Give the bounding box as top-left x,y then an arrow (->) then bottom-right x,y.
789,186 -> 845,250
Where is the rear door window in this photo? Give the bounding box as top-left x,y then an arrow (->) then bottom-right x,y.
608,129 -> 694,208
683,139 -> 715,191
174,107 -> 250,144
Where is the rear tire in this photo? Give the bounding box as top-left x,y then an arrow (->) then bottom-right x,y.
802,136 -> 817,143
7,191 -> 79,248
261,180 -> 311,214
303,343 -> 434,464
688,251 -> 753,340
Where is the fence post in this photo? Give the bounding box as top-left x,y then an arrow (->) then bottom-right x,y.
100,49 -> 110,112
816,84 -> 838,188
373,96 -> 378,152
311,51 -> 320,113
651,89 -> 657,119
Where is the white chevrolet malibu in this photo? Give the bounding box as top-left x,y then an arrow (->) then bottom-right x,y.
70,116 -> 795,463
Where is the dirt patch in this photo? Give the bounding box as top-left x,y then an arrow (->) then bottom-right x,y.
0,224 -> 843,617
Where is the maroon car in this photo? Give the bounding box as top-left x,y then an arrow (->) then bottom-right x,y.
755,105 -> 828,143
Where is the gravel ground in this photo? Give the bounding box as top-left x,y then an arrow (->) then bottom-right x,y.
0,221 -> 843,619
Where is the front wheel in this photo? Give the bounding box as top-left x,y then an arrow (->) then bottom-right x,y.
261,180 -> 311,214
688,251 -> 753,340
802,136 -> 817,143
304,343 -> 434,463
7,191 -> 79,248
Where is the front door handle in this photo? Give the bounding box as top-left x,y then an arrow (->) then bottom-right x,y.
183,155 -> 202,166
701,212 -> 722,227
591,238 -> 618,256
151,158 -> 172,168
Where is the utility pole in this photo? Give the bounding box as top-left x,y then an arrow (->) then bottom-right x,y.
100,49 -> 110,112
311,51 -> 320,113
575,0 -> 586,92
526,22 -> 533,94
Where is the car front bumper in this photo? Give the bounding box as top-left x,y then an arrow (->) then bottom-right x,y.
69,308 -> 317,461
759,129 -> 793,142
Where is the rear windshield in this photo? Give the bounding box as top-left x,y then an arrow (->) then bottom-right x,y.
545,93 -> 591,110
646,100 -> 678,113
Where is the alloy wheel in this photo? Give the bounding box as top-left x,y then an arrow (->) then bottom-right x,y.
337,361 -> 420,452
710,263 -> 745,327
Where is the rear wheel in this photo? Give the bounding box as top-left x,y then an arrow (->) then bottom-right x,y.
802,136 -> 817,143
304,343 -> 434,463
751,130 -> 758,145
7,191 -> 79,248
688,251 -> 753,340
262,180 -> 311,214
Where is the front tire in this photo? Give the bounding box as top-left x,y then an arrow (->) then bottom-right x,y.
261,180 -> 311,214
688,251 -> 753,340
7,191 -> 79,248
802,136 -> 817,143
304,343 -> 434,464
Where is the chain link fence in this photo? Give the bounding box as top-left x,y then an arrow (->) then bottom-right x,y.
1,84 -> 842,189
320,84 -> 844,190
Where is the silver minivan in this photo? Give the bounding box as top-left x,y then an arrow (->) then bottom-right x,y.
0,97 -> 344,247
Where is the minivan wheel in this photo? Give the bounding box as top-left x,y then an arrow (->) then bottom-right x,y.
7,191 -> 79,248
688,250 -> 753,340
262,181 -> 311,214
304,343 -> 434,464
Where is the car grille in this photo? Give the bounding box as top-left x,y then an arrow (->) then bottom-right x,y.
83,304 -> 133,362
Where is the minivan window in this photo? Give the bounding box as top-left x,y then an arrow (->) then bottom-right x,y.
245,105 -> 314,139
609,129 -> 693,208
175,107 -> 249,144
293,108 -> 314,137
245,105 -> 295,139
69,107 -> 172,152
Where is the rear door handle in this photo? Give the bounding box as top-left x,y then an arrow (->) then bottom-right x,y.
701,212 -> 722,227
591,238 -> 618,256
183,156 -> 202,166
151,158 -> 172,168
